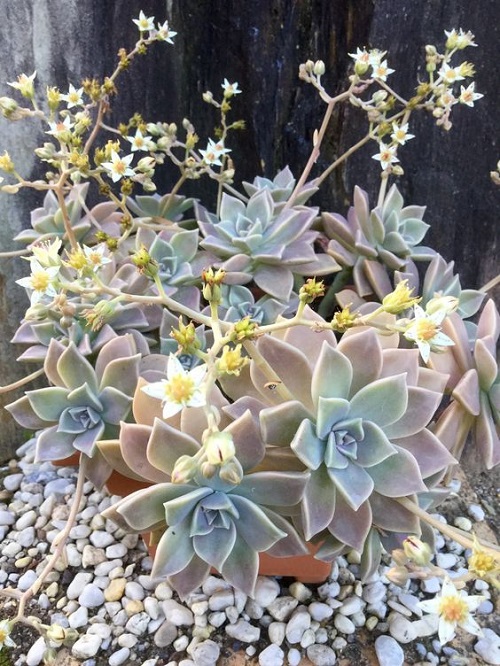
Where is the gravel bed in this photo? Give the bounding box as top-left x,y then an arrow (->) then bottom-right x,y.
0,439 -> 498,666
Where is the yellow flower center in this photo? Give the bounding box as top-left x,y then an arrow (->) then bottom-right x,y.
31,270 -> 50,291
69,92 -> 79,103
469,550 -> 496,577
165,375 -> 195,404
0,627 -> 8,642
115,160 -> 126,174
87,251 -> 103,266
415,318 -> 439,341
438,595 -> 468,624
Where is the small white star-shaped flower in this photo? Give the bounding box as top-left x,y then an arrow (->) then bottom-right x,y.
16,260 -> 60,305
404,304 -> 455,363
222,79 -> 242,96
61,84 -> 84,109
156,20 -> 177,43
418,578 -> 484,645
371,60 -> 394,81
133,11 -> 155,32
200,138 -> 231,166
101,150 -> 135,182
141,354 -> 207,419
372,143 -> 399,170
126,128 -> 153,152
459,82 -> 483,107
391,122 -> 415,145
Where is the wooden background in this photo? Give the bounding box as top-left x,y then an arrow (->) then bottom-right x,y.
0,0 -> 498,459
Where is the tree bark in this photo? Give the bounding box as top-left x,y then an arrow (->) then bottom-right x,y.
0,0 -> 498,458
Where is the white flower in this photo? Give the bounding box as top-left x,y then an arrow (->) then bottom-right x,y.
418,578 -> 485,645
221,79 -> 242,96
141,354 -> 207,418
437,89 -> 458,110
372,143 -> 399,170
348,47 -> 371,66
30,238 -> 62,267
46,115 -> 74,138
7,71 -> 36,98
126,128 -> 153,152
156,20 -> 177,44
403,304 -> 455,363
200,138 -> 231,166
439,63 -> 465,84
61,84 -> 84,109
391,122 -> 415,145
0,619 -> 15,649
371,60 -> 394,81
368,49 -> 387,66
445,28 -> 477,50
83,244 -> 112,270
133,10 -> 155,32
459,82 -> 483,107
101,150 -> 135,182
16,260 -> 60,305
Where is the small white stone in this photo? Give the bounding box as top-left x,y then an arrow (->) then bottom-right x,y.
420,577 -> 441,594
3,541 -> 22,558
174,634 -> 190,651
309,601 -> 333,622
258,643 -> 284,666
109,647 -> 131,666
300,628 -> 316,648
453,516 -> 472,531
363,581 -> 387,604
118,632 -> 138,648
208,611 -> 226,628
286,610 -> 311,644
0,510 -> 16,526
154,620 -> 177,647
287,648 -> 302,666
474,628 -> 500,665
71,633 -> 102,659
267,596 -> 298,621
225,619 -> 260,643
163,599 -> 195,626
253,576 -> 281,607
106,542 -> 128,558
155,581 -> 174,600
79,583 -> 105,608
17,569 -> 38,591
3,473 -> 23,491
125,580 -> 146,600
339,595 -> 364,615
375,635 -> 404,666
90,529 -> 115,547
268,621 -> 286,645
467,503 -> 485,522
67,571 -> 93,599
289,581 -> 312,602
388,613 -> 417,643
306,644 -> 337,665
208,589 -> 234,611
436,552 -> 458,569
125,611 -> 150,635
397,593 -> 422,617
15,509 -> 37,530
192,639 -> 221,666
25,636 -> 46,666
478,600 -> 494,614
88,622 -> 112,639
334,614 -> 355,634
68,605 -> 89,629
69,524 -> 91,539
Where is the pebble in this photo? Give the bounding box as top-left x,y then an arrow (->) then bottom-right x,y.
253,576 -> 281,607
79,583 -> 105,608
286,611 -> 311,644
388,613 -> 417,643
162,599 -> 194,626
125,611 -> 150,635
267,596 -> 299,621
474,628 -> 500,665
3,472 -> 24,491
72,634 -> 102,658
420,577 -> 441,594
192,639 -> 220,666
467,503 -> 485,521
453,516 -> 472,531
225,619 -> 260,643
306,644 -> 337,665
258,643 -> 284,666
333,614 -> 355,634
288,648 -> 302,666
374,636 -> 404,666
154,620 -> 178,647
268,621 -> 286,645
26,636 -> 46,666
109,647 -> 131,666
435,552 -> 458,569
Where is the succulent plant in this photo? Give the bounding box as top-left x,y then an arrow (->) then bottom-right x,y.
6,335 -> 141,487
217,284 -> 293,325
242,166 -> 318,207
102,414 -> 309,598
323,184 -> 434,302
14,184 -> 93,246
197,189 -> 339,300
127,192 -> 196,228
431,298 -> 500,470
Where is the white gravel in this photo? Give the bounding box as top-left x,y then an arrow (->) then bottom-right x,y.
0,439 -> 497,666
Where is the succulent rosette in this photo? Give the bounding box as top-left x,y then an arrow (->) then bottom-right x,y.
431,299 -> 500,469
323,184 -> 434,304
6,335 -> 141,487
103,413 -> 309,598
235,323 -> 455,563
197,188 -> 339,300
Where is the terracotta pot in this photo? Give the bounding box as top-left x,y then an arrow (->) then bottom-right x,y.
142,533 -> 331,584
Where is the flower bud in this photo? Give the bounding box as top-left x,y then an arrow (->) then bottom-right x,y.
46,623 -> 66,646
385,565 -> 410,586
171,454 -> 198,483
202,91 -> 214,103
313,60 -> 326,76
425,295 -> 458,316
382,280 -> 421,314
204,431 -> 236,465
219,458 -> 244,485
403,536 -> 433,566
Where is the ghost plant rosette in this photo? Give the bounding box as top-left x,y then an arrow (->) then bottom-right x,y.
0,9 -> 498,652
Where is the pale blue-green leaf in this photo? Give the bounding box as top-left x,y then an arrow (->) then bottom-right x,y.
26,387 -> 68,422
369,446 -> 427,496
328,494 -> 372,552
383,387 -> 441,438
151,523 -> 195,577
57,343 -> 98,393
164,487 -> 213,527
311,343 -> 352,409
236,471 -> 309,506
290,419 -> 325,469
220,534 -> 259,597
193,522 -> 237,571
316,397 -> 350,440
301,465 -> 336,540
337,329 -> 383,397
328,462 -> 374,511
355,421 -> 396,467
349,374 -> 408,427
260,401 -> 311,447
147,418 -> 200,475
230,495 -> 286,551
